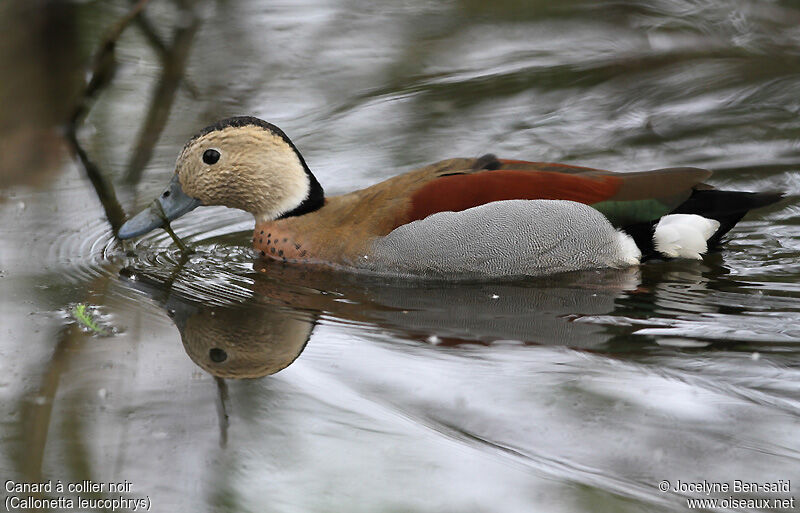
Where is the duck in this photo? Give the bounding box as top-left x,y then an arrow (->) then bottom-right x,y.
118,116 -> 782,277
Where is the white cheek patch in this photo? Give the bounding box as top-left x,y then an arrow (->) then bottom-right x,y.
653,214 -> 720,259
268,169 -> 310,220
251,134 -> 312,222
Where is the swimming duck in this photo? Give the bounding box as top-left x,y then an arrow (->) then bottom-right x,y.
118,116 -> 781,277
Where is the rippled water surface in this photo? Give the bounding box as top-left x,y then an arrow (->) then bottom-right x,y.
2,1 -> 800,512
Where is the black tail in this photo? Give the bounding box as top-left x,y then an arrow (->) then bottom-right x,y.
670,189 -> 784,247
622,188 -> 783,259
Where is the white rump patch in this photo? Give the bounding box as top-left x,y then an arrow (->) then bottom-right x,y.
653,214 -> 720,259
616,231 -> 642,265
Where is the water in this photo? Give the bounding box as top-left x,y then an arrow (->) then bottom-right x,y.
1,0 -> 799,511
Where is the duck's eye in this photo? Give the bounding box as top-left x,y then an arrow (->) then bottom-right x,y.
209,347 -> 227,363
202,148 -> 221,165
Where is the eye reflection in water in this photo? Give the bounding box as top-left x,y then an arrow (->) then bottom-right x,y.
209,347 -> 227,363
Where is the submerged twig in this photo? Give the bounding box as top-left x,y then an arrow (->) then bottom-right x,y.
215,377 -> 229,449
162,221 -> 193,254
153,198 -> 194,254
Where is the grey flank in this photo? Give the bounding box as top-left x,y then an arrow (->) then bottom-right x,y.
366,200 -> 639,277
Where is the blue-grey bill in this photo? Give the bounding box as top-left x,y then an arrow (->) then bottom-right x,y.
117,174 -> 202,239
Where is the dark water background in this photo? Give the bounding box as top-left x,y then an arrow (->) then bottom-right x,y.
1,1 -> 799,511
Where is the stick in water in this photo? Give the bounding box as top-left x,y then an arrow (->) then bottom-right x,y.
153,198 -> 193,254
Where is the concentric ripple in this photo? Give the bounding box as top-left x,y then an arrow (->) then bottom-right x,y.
112,207 -> 260,305
42,216 -> 118,284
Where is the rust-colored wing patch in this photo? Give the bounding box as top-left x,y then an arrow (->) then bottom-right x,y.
404,170 -> 623,226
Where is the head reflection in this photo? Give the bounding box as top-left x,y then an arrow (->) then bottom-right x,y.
121,267 -> 315,379
176,301 -> 313,378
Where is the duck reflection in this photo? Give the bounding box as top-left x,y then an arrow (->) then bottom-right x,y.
248,261 -> 646,347
172,301 -> 313,378
121,254 -> 720,379
120,267 -> 315,379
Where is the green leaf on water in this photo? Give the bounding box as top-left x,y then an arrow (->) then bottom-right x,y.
72,303 -> 110,336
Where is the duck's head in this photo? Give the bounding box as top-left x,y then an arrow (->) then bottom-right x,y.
118,116 -> 324,239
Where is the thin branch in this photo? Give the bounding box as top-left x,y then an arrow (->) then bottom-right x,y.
69,0 -> 151,127
65,0 -> 155,236
135,14 -> 200,99
125,10 -> 201,184
65,0 -> 156,234
64,130 -> 127,233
